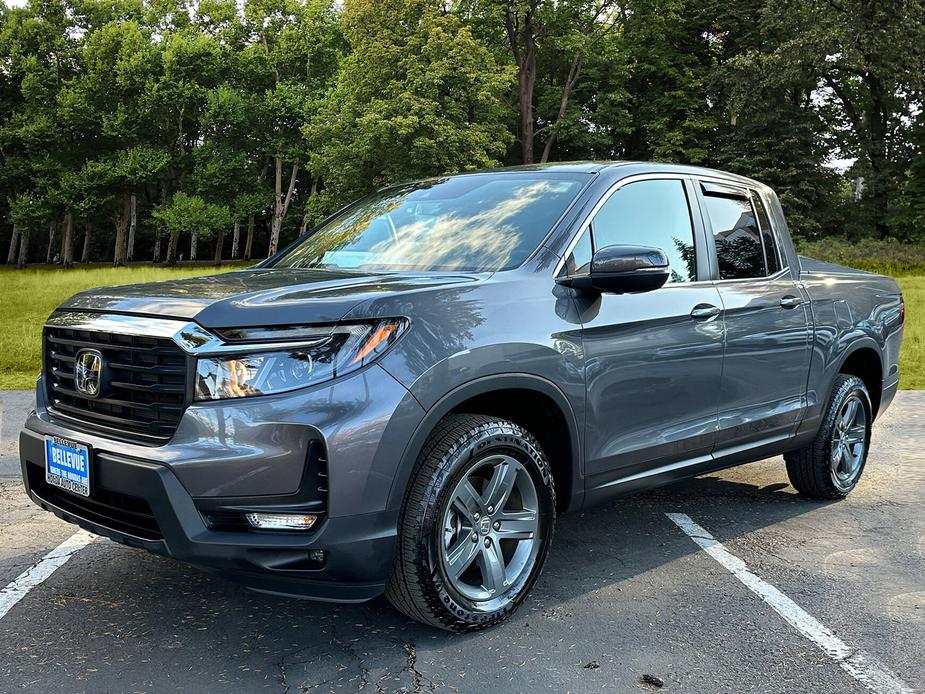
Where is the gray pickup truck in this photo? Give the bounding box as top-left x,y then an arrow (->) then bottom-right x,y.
19,162 -> 905,631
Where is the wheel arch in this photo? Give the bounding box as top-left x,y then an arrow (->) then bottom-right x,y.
835,343 -> 883,418
386,374 -> 584,514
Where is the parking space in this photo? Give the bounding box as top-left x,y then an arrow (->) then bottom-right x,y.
0,392 -> 922,693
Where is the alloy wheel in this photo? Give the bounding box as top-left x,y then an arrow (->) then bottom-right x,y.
440,454 -> 541,603
830,394 -> 868,490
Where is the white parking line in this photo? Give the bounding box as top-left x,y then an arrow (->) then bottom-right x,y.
0,530 -> 96,621
667,513 -> 913,694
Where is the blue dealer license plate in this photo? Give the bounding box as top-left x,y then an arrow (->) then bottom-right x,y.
45,436 -> 91,497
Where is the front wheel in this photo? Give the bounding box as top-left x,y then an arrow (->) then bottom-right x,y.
385,415 -> 556,631
785,374 -> 872,499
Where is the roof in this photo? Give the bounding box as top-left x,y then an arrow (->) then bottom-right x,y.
456,161 -> 767,188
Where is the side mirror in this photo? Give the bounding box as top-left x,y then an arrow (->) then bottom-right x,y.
557,244 -> 670,294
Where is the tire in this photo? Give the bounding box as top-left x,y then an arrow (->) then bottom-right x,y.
785,374 -> 872,499
385,414 -> 556,632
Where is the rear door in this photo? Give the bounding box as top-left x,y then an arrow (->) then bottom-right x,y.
562,175 -> 725,489
696,180 -> 812,448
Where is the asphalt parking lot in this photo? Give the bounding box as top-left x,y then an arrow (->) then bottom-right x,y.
0,391 -> 922,693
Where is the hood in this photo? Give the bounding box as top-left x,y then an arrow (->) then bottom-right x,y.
59,267 -> 485,328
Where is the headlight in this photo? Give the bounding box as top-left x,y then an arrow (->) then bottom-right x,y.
194,318 -> 407,401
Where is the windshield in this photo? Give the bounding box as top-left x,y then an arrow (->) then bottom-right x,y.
273,173 -> 589,272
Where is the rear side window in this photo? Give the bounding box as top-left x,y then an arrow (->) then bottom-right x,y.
590,179 -> 696,283
703,191 -> 765,279
751,192 -> 782,274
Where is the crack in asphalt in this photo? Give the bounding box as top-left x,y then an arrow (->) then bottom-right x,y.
402,642 -> 430,694
275,608 -> 445,693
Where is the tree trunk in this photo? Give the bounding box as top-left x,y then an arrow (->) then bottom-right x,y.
46,220 -> 57,264
231,220 -> 240,258
153,233 -> 161,262
866,75 -> 891,239
517,62 -> 536,164
190,233 -> 198,261
113,190 -> 130,266
166,231 -> 179,265
244,214 -> 255,260
269,157 -> 299,257
127,193 -> 137,261
300,178 -> 318,235
167,231 -> 180,265
823,70 -> 892,238
16,230 -> 29,268
213,228 -> 224,265
61,212 -> 74,268
7,225 -> 20,265
540,53 -> 583,164
81,222 -> 92,263
506,8 -> 538,165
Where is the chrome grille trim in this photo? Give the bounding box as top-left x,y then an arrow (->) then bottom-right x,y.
46,311 -> 326,357
44,319 -> 191,445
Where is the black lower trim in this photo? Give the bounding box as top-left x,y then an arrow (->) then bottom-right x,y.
26,465 -> 162,540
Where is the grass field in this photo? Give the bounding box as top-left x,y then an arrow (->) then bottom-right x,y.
890,275 -> 923,389
0,261 -> 921,390
1,264 -> 249,390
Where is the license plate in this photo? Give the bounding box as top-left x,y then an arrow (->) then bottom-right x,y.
44,436 -> 91,497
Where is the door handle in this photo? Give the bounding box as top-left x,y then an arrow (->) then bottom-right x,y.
780,295 -> 804,309
690,304 -> 721,320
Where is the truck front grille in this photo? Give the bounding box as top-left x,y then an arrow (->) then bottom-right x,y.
44,326 -> 189,445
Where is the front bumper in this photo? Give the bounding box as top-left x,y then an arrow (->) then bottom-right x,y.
21,430 -> 391,600
20,363 -> 426,601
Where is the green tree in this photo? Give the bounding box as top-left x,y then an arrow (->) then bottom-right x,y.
232,188 -> 272,260
8,192 -> 51,267
151,191 -> 232,263
893,114 -> 925,241
687,0 -> 842,239
462,0 -> 623,164
734,0 -> 925,239
148,22 -> 226,263
306,0 -> 512,216
77,17 -> 166,263
241,0 -> 342,256
0,0 -> 84,266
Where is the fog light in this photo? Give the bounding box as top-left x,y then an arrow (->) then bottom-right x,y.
245,513 -> 318,530
308,549 -> 325,564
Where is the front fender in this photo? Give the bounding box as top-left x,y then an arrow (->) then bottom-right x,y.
383,373 -> 585,514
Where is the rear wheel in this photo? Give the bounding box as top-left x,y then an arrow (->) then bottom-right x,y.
785,374 -> 872,499
385,414 -> 556,631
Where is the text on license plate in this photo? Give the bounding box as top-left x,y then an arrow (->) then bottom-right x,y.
45,436 -> 91,497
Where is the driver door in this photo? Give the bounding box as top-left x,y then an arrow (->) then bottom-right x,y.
565,176 -> 725,493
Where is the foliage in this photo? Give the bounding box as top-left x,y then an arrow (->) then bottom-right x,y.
151,191 -> 232,239
611,0 -> 717,164
304,0 -> 513,215
725,0 -> 925,240
796,238 -> 925,277
0,0 -> 924,265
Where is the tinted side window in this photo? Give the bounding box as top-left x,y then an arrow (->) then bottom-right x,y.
703,193 -> 765,279
591,179 -> 696,283
752,192 -> 782,274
